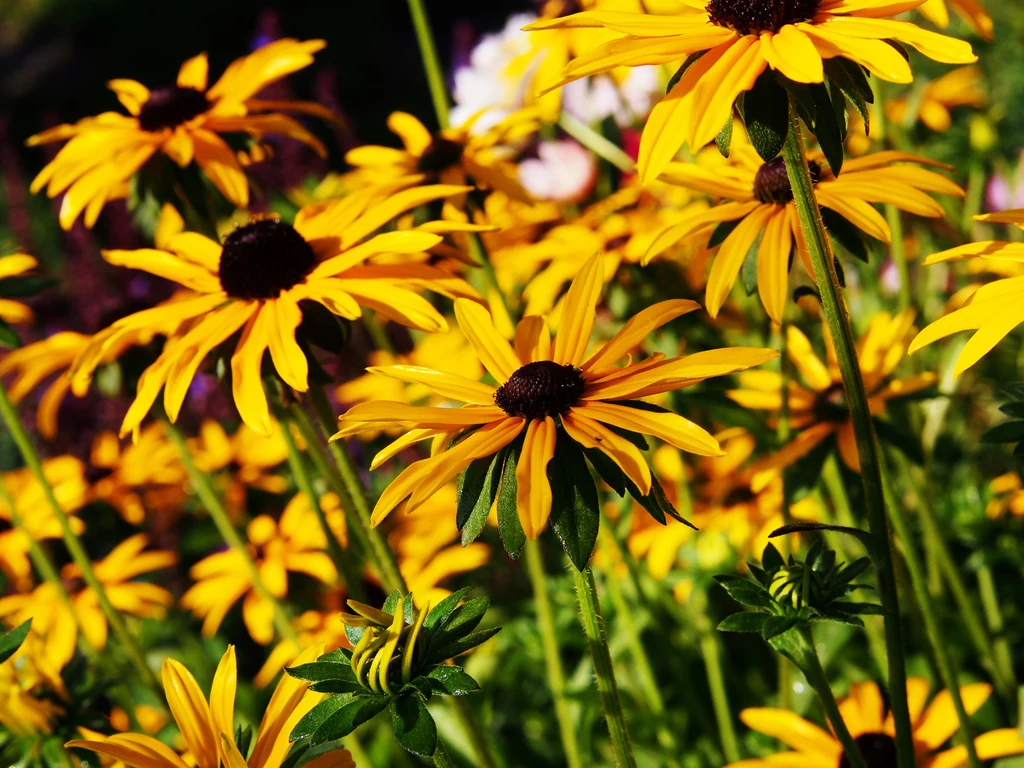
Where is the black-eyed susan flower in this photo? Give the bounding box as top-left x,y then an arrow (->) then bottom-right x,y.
28,39 -> 336,229
67,644 -> 355,768
729,315 -> 935,476
887,65 -> 986,133
526,1 -> 977,182
334,253 -> 777,565
918,0 -> 993,41
345,109 -> 537,202
68,185 -> 481,437
985,472 -> 1024,520
0,253 -> 40,330
0,535 -> 174,675
0,632 -> 65,737
181,493 -> 338,645
726,678 -> 1024,767
909,209 -> 1024,376
645,137 -> 964,324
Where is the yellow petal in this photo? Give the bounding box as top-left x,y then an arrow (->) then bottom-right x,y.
516,417 -> 557,539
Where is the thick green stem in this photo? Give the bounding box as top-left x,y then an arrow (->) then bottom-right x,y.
781,109 -> 914,767
775,317 -> 794,713
976,563 -> 1016,708
572,564 -> 637,768
432,741 -> 460,768
523,539 -> 583,768
307,387 -> 407,594
0,383 -> 161,697
598,531 -> 681,764
405,0 -> 450,129
791,627 -> 868,768
165,421 -> 298,646
880,455 -> 981,768
558,112 -> 636,172
279,409 -> 366,602
688,596 -> 741,764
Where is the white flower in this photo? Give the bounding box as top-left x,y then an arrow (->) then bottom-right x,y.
518,139 -> 597,203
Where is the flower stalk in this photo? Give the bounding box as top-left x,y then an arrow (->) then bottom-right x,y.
781,105 -> 915,767
0,382 -> 162,697
164,419 -> 299,646
523,538 -> 583,768
406,0 -> 450,129
572,563 -> 637,768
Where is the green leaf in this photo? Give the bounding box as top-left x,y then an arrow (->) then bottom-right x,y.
0,276 -> 59,299
717,113 -> 734,158
824,60 -> 873,134
309,679 -> 364,694
234,724 -> 254,760
631,474 -> 693,528
290,694 -> 355,742
982,421 -> 1024,444
666,51 -> 704,93
382,590 -> 404,616
0,620 -> 31,664
427,627 -> 501,665
810,83 -> 844,176
0,319 -> 21,349
287,662 -> 358,683
762,543 -> 784,573
714,577 -> 773,609
548,434 -> 601,571
828,79 -> 848,142
743,72 -> 789,161
999,402 -> 1024,418
457,449 -> 505,546
296,300 -> 351,355
424,587 -> 473,631
310,695 -> 390,746
874,417 -> 924,464
762,615 -> 800,640
770,522 -> 879,560
741,230 -> 764,296
821,208 -> 870,261
832,601 -> 885,616
426,665 -> 480,695
497,439 -> 526,559
816,612 -> 865,628
718,612 -> 769,633
708,218 -> 742,248
429,597 -> 490,655
583,447 -> 627,497
391,694 -> 437,757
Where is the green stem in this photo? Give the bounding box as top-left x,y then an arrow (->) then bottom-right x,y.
781,108 -> 914,768
791,627 -> 868,768
880,454 -> 981,768
164,421 -> 299,646
405,0 -> 450,129
976,563 -> 1016,708
572,564 -> 637,768
775,316 -> 794,714
0,383 -> 161,698
886,205 -> 913,312
450,695 -> 502,768
557,112 -> 636,172
432,741 -> 460,768
688,594 -> 741,764
598,530 -> 681,765
523,539 -> 583,768
279,408 -> 366,602
307,387 -> 407,594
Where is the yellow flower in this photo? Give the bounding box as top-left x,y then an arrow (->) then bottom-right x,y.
181,493 -> 338,645
918,0 -> 993,41
28,39 -> 335,229
727,677 -> 1024,767
887,65 -> 986,132
0,253 -> 40,326
729,314 -> 936,474
526,0 -> 976,182
909,208 -> 1024,376
985,472 -> 1024,519
68,185 -> 481,437
335,252 -> 777,538
346,109 -> 537,201
0,534 -> 174,673
389,483 -> 490,606
645,138 -> 963,324
0,631 -> 65,737
0,456 -> 88,592
67,644 -> 354,768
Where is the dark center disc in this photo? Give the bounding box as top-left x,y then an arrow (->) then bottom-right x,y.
706,0 -> 821,35
218,218 -> 317,300
494,360 -> 586,420
138,86 -> 210,132
753,157 -> 822,204
838,732 -> 898,768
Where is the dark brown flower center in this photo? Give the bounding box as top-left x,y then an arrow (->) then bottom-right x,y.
813,381 -> 848,423
706,0 -> 821,34
604,234 -> 631,251
753,157 -> 821,204
838,733 -> 897,768
494,360 -> 586,420
416,138 -> 465,174
722,486 -> 757,507
138,86 -> 209,132
218,218 -> 317,300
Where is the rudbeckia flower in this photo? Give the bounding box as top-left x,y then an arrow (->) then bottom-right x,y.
645,141 -> 964,324
67,644 -> 355,768
985,472 -> 1024,519
28,39 -> 336,229
0,633 -> 65,737
68,185 -> 482,437
0,535 -> 174,674
729,314 -> 936,475
918,0 -> 993,41
334,253 -> 777,543
525,1 -> 976,181
909,209 -> 1024,376
0,253 -> 40,327
181,493 -> 338,645
886,65 -> 986,133
345,109 -> 538,202
727,678 -> 1024,767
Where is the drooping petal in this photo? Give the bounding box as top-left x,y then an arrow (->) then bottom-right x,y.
516,417 -> 558,539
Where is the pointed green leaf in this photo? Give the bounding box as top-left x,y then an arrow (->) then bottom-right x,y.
548,434 -> 601,571
0,620 -> 31,664
391,694 -> 437,757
